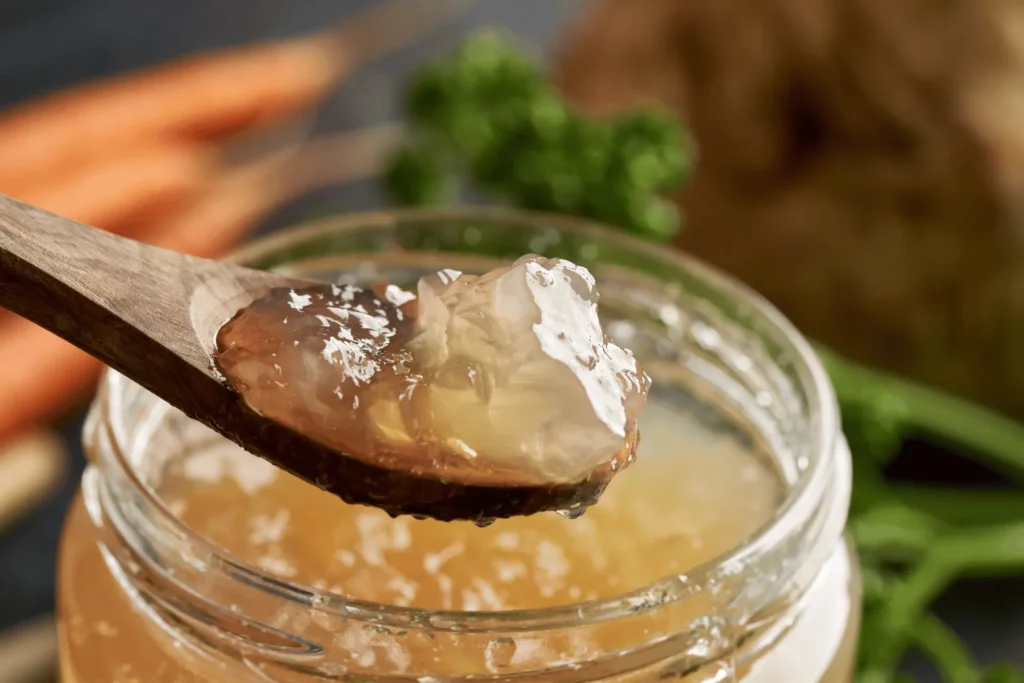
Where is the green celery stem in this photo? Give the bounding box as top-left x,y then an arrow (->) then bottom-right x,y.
816,346 -> 1024,485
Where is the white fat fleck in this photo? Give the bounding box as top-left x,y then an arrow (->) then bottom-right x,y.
357,312 -> 394,338
249,510 -> 290,545
340,286 -> 360,302
533,540 -> 569,597
461,588 -> 481,611
322,338 -> 379,385
256,555 -> 297,578
94,622 -> 118,637
182,442 -> 278,495
384,284 -> 417,307
494,560 -> 527,583
471,578 -> 506,610
327,307 -> 395,340
386,576 -> 420,606
423,542 -> 465,574
390,518 -> 412,550
355,513 -> 392,567
287,291 -> 313,311
436,574 -> 454,610
494,532 -> 520,551
335,549 -> 357,567
336,629 -> 377,667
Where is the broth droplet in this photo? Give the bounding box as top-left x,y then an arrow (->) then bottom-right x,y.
556,506 -> 588,520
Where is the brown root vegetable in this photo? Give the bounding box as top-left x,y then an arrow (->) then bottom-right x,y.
557,0 -> 1024,418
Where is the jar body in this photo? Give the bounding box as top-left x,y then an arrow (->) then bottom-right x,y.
56,210 -> 860,683
58,488 -> 860,682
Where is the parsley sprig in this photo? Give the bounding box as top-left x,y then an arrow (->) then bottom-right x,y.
384,31 -> 690,241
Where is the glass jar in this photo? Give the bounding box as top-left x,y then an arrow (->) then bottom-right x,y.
57,209 -> 860,683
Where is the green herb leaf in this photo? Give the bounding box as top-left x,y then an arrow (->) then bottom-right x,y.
385,31 -> 692,240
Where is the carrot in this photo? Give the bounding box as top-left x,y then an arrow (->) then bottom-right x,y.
0,321 -> 103,445
142,125 -> 401,257
0,38 -> 338,187
0,0 -> 471,189
0,2 -> 470,189
4,142 -> 219,233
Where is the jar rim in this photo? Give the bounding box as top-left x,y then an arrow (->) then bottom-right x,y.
97,206 -> 841,632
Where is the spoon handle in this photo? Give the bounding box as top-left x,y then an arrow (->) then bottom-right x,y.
0,193 -> 207,355
0,194 -> 258,420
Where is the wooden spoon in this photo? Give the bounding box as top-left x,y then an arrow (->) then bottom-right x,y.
0,195 -> 617,521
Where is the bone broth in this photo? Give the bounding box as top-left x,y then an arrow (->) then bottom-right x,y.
57,212 -> 860,683
155,402 -> 778,609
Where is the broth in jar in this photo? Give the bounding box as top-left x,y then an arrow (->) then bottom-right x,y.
58,214 -> 860,683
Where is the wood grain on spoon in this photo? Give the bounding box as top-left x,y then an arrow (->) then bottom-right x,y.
0,195 -> 614,521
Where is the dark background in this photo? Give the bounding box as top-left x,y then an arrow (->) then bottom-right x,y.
0,1 -> 1020,680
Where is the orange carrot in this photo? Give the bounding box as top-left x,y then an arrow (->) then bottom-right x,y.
0,38 -> 338,187
0,320 -> 102,444
4,142 -> 219,233
0,0 -> 471,189
142,122 -> 404,256
138,160 -> 281,258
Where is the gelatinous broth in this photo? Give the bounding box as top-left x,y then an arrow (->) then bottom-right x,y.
157,399 -> 780,610
214,256 -> 649,492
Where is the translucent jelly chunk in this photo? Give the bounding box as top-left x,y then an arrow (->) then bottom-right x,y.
214,256 -> 649,486
408,255 -> 650,482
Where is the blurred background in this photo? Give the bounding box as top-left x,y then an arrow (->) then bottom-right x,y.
0,1 -> 1022,681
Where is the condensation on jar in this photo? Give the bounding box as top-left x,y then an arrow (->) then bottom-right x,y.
56,210 -> 861,683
